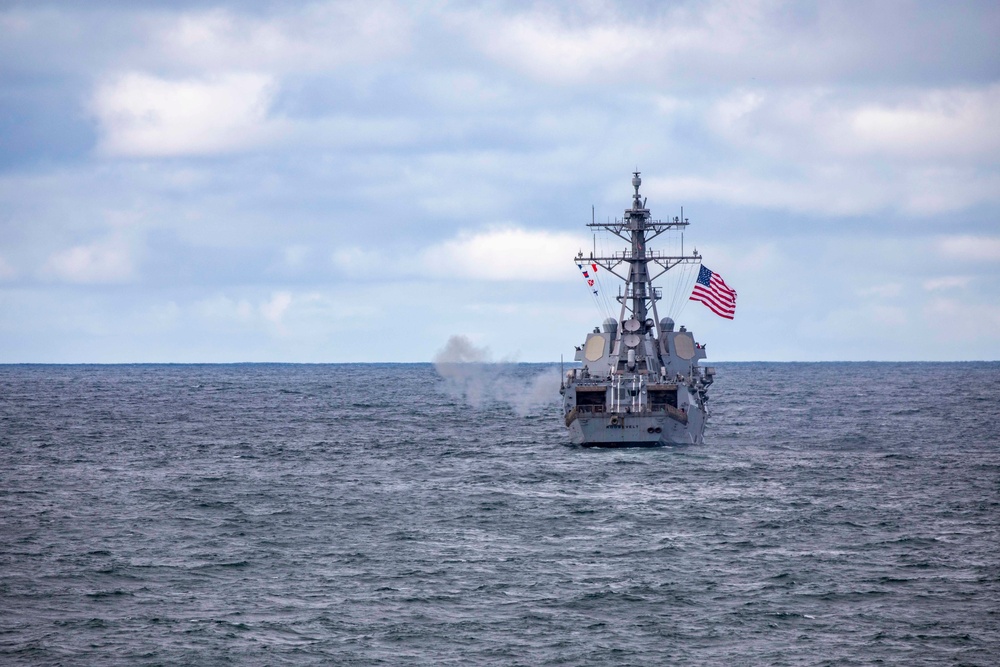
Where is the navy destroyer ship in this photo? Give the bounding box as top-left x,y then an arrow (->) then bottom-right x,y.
562,172 -> 716,446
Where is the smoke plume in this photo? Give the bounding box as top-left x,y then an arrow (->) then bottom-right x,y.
433,335 -> 561,417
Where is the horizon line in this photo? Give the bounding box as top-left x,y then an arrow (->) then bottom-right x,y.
1,360 -> 997,366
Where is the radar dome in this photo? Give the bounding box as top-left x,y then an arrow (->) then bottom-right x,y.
659,317 -> 675,332
602,317 -> 618,333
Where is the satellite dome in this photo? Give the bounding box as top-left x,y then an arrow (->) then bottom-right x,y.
659,317 -> 675,332
602,317 -> 618,333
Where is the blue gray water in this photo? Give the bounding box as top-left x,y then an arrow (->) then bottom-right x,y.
1,362 -> 998,665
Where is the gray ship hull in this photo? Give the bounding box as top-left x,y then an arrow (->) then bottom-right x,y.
566,408 -> 706,447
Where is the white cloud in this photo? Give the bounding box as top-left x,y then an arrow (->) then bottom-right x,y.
452,0 -> 766,85
153,4 -> 412,73
91,72 -> 281,156
647,165 -> 1000,217
332,228 -> 590,283
186,289 -> 383,351
850,86 -> 1000,161
710,89 -> 766,134
690,85 -> 1000,215
421,227 -> 588,282
697,242 -> 778,275
260,291 -> 293,327
939,236 -> 1000,262
0,255 -> 16,280
923,297 -> 1000,343
923,276 -> 971,291
452,1 -> 999,90
195,294 -> 254,322
331,246 -> 380,275
42,236 -> 135,284
470,15 -> 651,84
647,171 -> 871,216
704,85 -> 1000,163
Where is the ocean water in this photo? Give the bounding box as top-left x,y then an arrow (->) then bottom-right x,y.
1,362 -> 998,665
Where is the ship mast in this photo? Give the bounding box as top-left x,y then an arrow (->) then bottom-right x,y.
578,171 -> 702,342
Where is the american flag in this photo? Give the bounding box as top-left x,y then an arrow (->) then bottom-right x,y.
690,265 -> 737,319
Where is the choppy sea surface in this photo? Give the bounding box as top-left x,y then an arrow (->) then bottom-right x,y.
1,362 -> 998,666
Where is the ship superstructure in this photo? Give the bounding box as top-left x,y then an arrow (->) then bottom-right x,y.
562,172 -> 715,446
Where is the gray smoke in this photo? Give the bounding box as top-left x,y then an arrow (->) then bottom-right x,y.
508,368 -> 563,417
433,335 -> 561,417
433,335 -> 493,409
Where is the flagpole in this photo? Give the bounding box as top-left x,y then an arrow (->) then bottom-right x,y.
592,205 -> 596,258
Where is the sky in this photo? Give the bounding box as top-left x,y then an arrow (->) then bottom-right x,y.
0,0 -> 998,362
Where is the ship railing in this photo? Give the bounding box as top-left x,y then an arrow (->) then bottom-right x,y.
622,285 -> 662,299
601,219 -> 691,231
573,380 -> 609,387
611,249 -> 690,261
649,404 -> 688,423
598,404 -> 688,423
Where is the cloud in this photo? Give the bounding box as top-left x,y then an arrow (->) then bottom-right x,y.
421,227 -> 588,281
453,1 -> 999,88
332,227 -> 590,283
0,255 -> 16,280
260,291 -> 293,327
923,276 -> 971,291
91,72 -> 281,156
331,246 -> 382,277
466,11 -> 657,84
684,85 -> 1000,215
152,4 -> 412,74
939,236 -> 1000,262
923,297 -> 1000,343
0,3 -> 414,81
696,242 -> 779,274
42,235 -> 135,284
450,1 -> 787,85
192,289 -> 378,335
194,294 -> 256,325
7,1 -> 996,88
711,85 -> 1000,162
850,86 -> 1000,161
647,163 -> 1000,217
